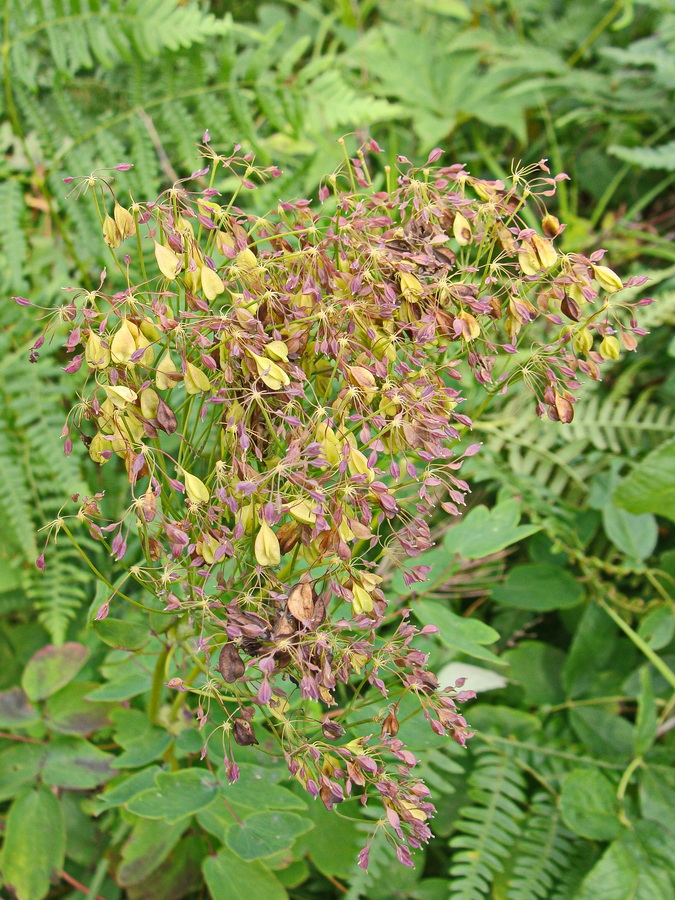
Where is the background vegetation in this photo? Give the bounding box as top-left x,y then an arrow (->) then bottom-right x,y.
0,1 -> 674,899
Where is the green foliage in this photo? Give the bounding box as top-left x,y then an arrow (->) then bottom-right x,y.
0,1 -> 674,899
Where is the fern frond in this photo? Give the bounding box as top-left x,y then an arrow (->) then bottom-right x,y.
0,178 -> 29,294
29,542 -> 91,643
345,827 -> 398,900
448,747 -> 527,900
562,392 -> 675,454
506,793 -> 577,900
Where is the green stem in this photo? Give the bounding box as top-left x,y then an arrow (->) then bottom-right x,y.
148,650 -> 169,724
598,598 -> 675,691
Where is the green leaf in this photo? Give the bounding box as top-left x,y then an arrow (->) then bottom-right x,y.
94,766 -> 163,813
608,139 -> 675,171
637,606 -> 675,650
560,769 -> 622,840
602,505 -> 658,560
613,439 -> 675,522
116,729 -> 173,768
634,667 -> 657,757
85,671 -> 153,701
491,564 -> 584,611
226,811 -> 314,861
21,642 -> 89,701
576,822 -> 675,899
0,743 -> 46,803
0,687 -> 41,729
219,765 -> 309,811
43,681 -> 112,736
414,600 -> 505,665
501,640 -> 565,705
93,617 -> 150,650
294,794 -> 362,878
42,737 -> 117,789
640,768 -> 675,836
2,786 -> 65,900
126,834 -> 206,900
444,500 -> 540,559
203,848 -> 288,900
126,768 -> 219,823
569,708 -> 634,760
563,603 -> 618,697
118,817 -> 187,887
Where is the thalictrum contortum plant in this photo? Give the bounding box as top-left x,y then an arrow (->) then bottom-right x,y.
25,139 -> 651,868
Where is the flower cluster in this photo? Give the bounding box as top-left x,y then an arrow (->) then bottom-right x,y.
29,140 -> 649,864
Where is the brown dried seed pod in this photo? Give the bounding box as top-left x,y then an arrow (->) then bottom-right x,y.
156,398 -> 177,434
218,643 -> 245,683
287,581 -> 315,622
272,613 -> 297,641
232,718 -> 258,746
309,596 -> 327,630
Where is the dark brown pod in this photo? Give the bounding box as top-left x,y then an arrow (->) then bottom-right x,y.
156,398 -> 177,434
561,294 -> 581,322
218,643 -> 245,683
321,719 -> 345,740
232,718 -> 258,746
381,709 -> 400,737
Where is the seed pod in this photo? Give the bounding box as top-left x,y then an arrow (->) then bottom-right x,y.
322,719 -> 345,740
593,264 -> 623,293
600,335 -> 621,360
560,294 -> 581,322
287,581 -> 315,622
201,265 -> 225,301
272,613 -> 297,641
156,398 -> 177,434
255,521 -> 281,567
232,718 -> 258,746
218,643 -> 245,683
182,470 -> 210,505
453,212 -> 472,246
309,596 -> 327,630
102,215 -> 121,248
114,203 -> 136,241
381,709 -> 400,737
554,391 -> 574,424
541,213 -> 561,238
184,362 -> 212,395
156,352 -> 181,390
154,242 -> 181,280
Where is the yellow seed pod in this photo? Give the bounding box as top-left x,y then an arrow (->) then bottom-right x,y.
85,332 -> 110,369
88,432 -> 114,465
103,385 -> 137,408
315,422 -> 342,466
140,388 -> 159,419
201,265 -> 225,301
135,332 -> 154,366
183,266 -> 202,293
215,231 -> 236,256
154,242 -> 181,280
235,504 -> 254,535
182,470 -> 210,505
360,572 -> 383,592
102,215 -> 121,249
599,335 -> 621,360
110,319 -> 137,366
287,498 -> 316,525
236,248 -> 258,270
520,234 -> 557,275
250,352 -> 290,391
254,521 -> 280,567
593,265 -> 623,293
267,696 -> 289,720
352,583 -> 374,614
457,310 -> 480,340
196,534 -> 219,565
139,319 -> 161,342
113,203 -> 136,241
113,413 -> 143,446
184,362 -> 211,395
399,271 -> 423,299
156,352 -> 180,391
574,328 -> 594,355
348,446 -> 374,483
453,212 -> 472,246
337,517 -> 355,542
264,340 -> 289,362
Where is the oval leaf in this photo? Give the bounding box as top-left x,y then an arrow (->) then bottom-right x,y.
21,642 -> 89,701
2,786 -> 65,900
560,768 -> 622,840
491,564 -> 583,611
